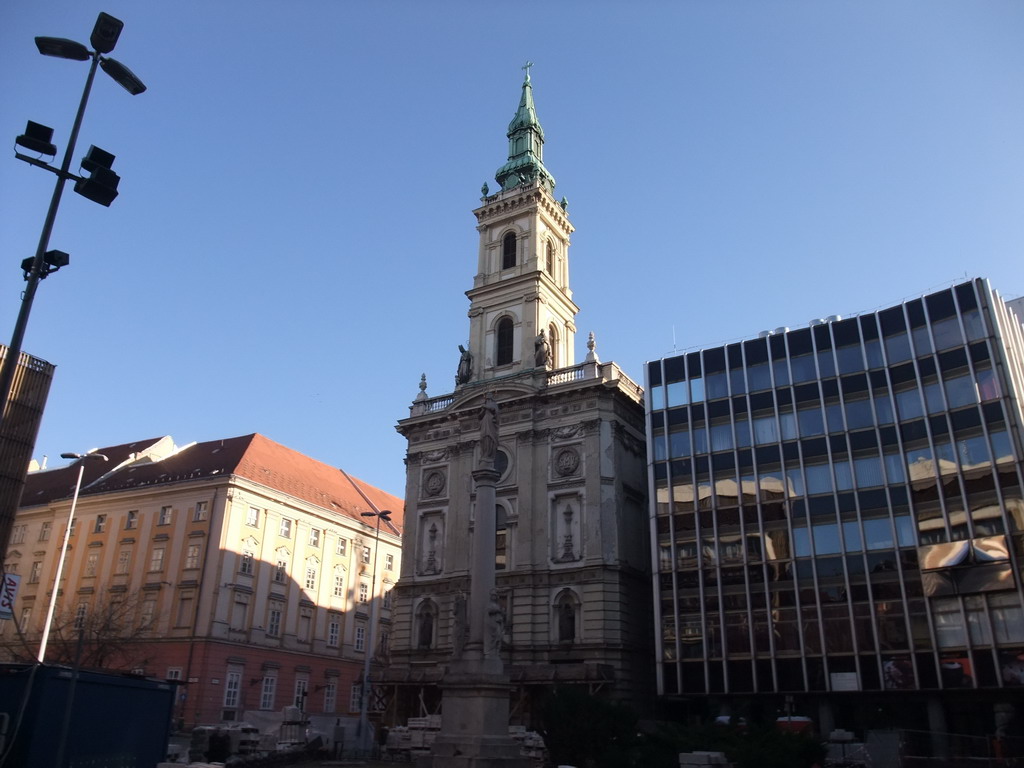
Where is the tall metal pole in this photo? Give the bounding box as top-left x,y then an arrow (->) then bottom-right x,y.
358,510 -> 389,757
0,54 -> 100,557
36,463 -> 85,663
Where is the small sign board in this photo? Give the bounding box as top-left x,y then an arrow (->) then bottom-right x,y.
830,672 -> 860,691
0,573 -> 21,620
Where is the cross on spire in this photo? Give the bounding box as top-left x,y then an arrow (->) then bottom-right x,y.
522,60 -> 533,81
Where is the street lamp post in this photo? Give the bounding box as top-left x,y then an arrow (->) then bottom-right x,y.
0,12 -> 145,556
358,509 -> 391,758
36,452 -> 108,663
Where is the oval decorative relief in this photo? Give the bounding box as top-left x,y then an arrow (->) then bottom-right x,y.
423,470 -> 446,497
554,447 -> 580,477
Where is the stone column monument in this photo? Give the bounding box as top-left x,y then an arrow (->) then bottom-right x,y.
420,394 -> 529,768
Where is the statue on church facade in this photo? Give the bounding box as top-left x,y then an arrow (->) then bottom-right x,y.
456,344 -> 473,385
478,394 -> 498,469
485,589 -> 505,658
534,329 -> 552,368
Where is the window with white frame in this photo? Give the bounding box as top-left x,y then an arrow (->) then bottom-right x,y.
327,619 -> 340,647
305,560 -> 318,591
309,528 -> 320,547
193,501 -> 208,522
260,673 -> 277,710
223,670 -> 241,708
125,510 -> 138,530
39,521 -> 51,541
20,607 -> 31,633
158,506 -> 172,525
10,525 -> 25,544
3,563 -> 15,575
359,582 -> 369,604
240,550 -> 254,576
117,548 -> 131,574
349,683 -> 362,712
280,518 -> 292,538
268,605 -> 282,637
361,546 -> 371,565
355,624 -> 366,651
385,553 -> 394,571
94,514 -> 107,534
85,552 -> 98,577
336,537 -> 347,556
185,544 -> 200,569
140,599 -> 155,627
383,589 -> 392,609
294,676 -> 309,709
28,561 -> 41,584
74,601 -> 88,630
150,547 -> 165,572
323,680 -> 337,713
246,506 -> 260,527
333,567 -> 345,597
166,667 -> 182,681
274,557 -> 288,584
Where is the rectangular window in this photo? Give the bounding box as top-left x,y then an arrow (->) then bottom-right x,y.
385,553 -> 394,571
28,561 -> 41,584
74,601 -> 88,630
125,510 -> 138,530
355,625 -> 366,651
274,559 -> 287,583
176,595 -> 194,627
323,681 -> 337,713
305,564 -> 317,590
361,546 -> 372,565
294,677 -> 309,709
260,675 -> 277,710
158,506 -> 172,525
85,552 -> 99,577
231,593 -> 249,631
10,526 -> 25,544
359,582 -> 369,604
247,506 -> 260,527
309,528 -> 320,547
224,671 -> 241,708
350,683 -> 362,712
280,518 -> 292,538
185,544 -> 200,569
94,515 -> 107,534
38,521 -> 51,541
327,620 -> 340,647
117,548 -> 131,574
20,607 -> 31,633
140,599 -> 156,627
383,589 -> 392,609
268,606 -> 282,637
150,547 -> 165,572
193,501 -> 208,522
240,550 -> 254,575
336,537 -> 348,556
166,667 -> 183,681
333,570 -> 345,597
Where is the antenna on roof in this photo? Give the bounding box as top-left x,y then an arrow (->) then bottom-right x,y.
672,325 -> 678,354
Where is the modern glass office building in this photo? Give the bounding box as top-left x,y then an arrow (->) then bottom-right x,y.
645,278 -> 1024,737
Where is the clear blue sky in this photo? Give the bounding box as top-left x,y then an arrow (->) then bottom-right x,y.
2,1 -> 1022,499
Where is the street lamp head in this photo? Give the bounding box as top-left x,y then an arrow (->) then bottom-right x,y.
90,13 -> 124,55
60,452 -> 108,462
100,57 -> 146,95
35,37 -> 90,61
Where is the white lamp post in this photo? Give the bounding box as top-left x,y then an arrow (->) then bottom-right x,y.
357,509 -> 391,757
36,451 -> 107,663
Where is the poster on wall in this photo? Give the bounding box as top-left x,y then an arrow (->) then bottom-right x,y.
1000,651 -> 1024,685
883,657 -> 915,690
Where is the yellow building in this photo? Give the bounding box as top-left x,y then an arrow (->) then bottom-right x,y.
1,433 -> 402,731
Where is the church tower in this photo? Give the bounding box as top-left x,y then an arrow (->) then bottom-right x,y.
384,69 -> 652,727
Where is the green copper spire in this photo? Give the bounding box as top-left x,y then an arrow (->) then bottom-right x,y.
495,62 -> 556,192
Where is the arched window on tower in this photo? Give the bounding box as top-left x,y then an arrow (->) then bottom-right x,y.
496,317 -> 514,366
546,241 -> 554,275
502,232 -> 517,270
555,590 -> 578,644
548,323 -> 559,369
495,504 -> 508,571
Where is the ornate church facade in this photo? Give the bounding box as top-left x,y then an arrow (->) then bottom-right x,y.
381,69 -> 652,724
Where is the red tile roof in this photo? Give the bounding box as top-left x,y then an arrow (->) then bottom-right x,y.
21,433 -> 404,532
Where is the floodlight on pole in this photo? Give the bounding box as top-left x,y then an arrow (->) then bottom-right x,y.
36,452 -> 108,664
0,11 -> 145,558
